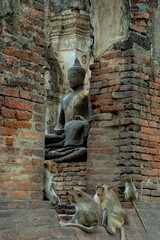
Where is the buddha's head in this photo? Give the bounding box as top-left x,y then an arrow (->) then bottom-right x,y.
67,58 -> 85,89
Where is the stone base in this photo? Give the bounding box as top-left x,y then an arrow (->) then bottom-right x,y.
0,200 -> 160,239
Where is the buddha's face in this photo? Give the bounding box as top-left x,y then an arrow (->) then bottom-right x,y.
68,69 -> 84,89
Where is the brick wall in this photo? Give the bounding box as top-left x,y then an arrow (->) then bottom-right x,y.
0,0 -> 45,200
55,161 -> 87,204
87,0 -> 160,200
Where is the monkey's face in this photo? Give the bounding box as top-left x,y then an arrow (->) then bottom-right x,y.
125,175 -> 132,183
96,184 -> 110,197
44,160 -> 57,174
96,185 -> 104,197
69,190 -> 84,204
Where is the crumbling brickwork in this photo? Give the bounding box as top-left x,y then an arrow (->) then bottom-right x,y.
55,161 -> 87,204
0,1 -> 160,239
87,0 -> 160,201
0,0 -> 46,200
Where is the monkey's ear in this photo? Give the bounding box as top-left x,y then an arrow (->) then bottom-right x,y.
77,192 -> 82,198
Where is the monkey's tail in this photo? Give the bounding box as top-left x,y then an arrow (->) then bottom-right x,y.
132,202 -> 148,233
61,223 -> 98,233
120,226 -> 125,240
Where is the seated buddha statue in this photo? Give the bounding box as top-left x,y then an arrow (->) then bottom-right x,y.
45,58 -> 92,162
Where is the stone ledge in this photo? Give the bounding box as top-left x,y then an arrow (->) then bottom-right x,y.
0,200 -> 160,240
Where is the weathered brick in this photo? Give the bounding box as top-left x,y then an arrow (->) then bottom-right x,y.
1,108 -> 15,119
5,97 -> 33,112
22,130 -> 44,139
15,112 -> 32,121
7,156 -> 30,165
5,120 -> 32,129
31,8 -> 44,21
6,137 -> 15,146
3,55 -> 19,65
130,24 -> 147,34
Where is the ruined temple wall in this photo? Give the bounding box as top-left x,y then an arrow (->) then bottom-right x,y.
87,0 -> 160,200
0,0 -> 46,200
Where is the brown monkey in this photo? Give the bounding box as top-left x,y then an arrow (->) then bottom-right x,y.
124,175 -> 148,232
44,160 -> 60,206
59,189 -> 101,233
94,183 -> 126,240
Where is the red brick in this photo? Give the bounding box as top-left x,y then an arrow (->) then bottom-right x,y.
101,104 -> 125,113
33,114 -> 45,123
5,87 -> 19,97
3,47 -> 43,65
89,62 -> 101,70
33,84 -> 46,96
32,158 -> 43,167
1,108 -> 15,119
0,85 -> 5,95
5,97 -> 33,112
0,96 -> 4,105
0,76 -> 4,84
35,123 -> 45,131
20,90 -> 32,100
145,147 -> 157,155
17,183 -> 43,191
141,127 -> 154,135
89,75 -> 105,83
4,55 -> 19,65
20,166 -> 43,174
15,112 -> 32,121
31,8 -> 44,20
133,19 -> 147,26
34,1 -> 43,11
7,156 -> 30,165
30,174 -> 43,183
6,137 -> 15,146
92,67 -> 114,76
24,70 -> 31,78
130,24 -> 147,34
3,47 -> 25,59
32,93 -> 45,103
132,12 -> 149,19
0,127 -> 17,136
150,162 -> 160,169
22,130 -> 44,139
23,0 -> 31,7
103,51 -> 122,60
23,16 -> 34,24
141,170 -> 158,176
23,148 -> 44,157
0,146 -> 20,154
7,191 -> 30,200
0,182 -> 17,190
30,191 -> 43,200
5,120 -> 32,129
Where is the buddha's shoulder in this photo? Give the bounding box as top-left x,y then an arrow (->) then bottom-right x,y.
79,89 -> 89,97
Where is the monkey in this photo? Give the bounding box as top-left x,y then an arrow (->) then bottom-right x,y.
94,183 -> 126,240
59,189 -> 101,233
75,115 -> 87,121
124,175 -> 148,233
44,160 -> 60,206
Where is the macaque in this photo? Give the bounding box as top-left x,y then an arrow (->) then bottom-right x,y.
44,160 -> 60,206
124,175 -> 148,232
59,189 -> 101,233
94,183 -> 126,240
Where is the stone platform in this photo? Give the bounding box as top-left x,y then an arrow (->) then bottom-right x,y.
0,200 -> 160,240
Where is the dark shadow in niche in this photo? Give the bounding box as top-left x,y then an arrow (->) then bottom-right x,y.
49,0 -> 90,15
